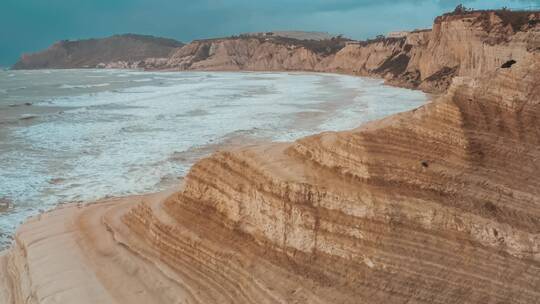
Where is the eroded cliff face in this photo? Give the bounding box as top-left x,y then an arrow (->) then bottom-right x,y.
120,52 -> 540,303
1,10 -> 540,304
161,11 -> 540,93
159,37 -> 340,71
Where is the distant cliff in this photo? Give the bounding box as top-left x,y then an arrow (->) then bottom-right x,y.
13,10 -> 540,95
158,10 -> 539,93
158,35 -> 350,71
12,34 -> 184,70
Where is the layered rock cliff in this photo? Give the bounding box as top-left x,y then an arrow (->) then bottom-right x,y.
157,35 -> 349,71
161,10 -> 540,93
14,11 -> 539,95
12,34 -> 184,69
1,9 -> 540,304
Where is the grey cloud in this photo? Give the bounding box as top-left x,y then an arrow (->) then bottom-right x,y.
1,0 -> 538,66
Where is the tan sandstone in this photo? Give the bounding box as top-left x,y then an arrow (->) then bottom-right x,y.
1,10 -> 539,304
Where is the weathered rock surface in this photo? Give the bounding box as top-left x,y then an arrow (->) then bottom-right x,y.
160,36 -> 348,71
1,9 -> 540,304
12,34 -> 184,70
163,10 -> 540,93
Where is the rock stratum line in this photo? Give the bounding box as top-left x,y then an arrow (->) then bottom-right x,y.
2,10 -> 540,304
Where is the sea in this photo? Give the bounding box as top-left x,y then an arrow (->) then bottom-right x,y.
0,69 -> 427,248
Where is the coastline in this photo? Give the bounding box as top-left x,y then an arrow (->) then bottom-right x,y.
0,68 -> 430,250
2,9 -> 540,303
0,76 -> 433,302
0,68 -> 429,250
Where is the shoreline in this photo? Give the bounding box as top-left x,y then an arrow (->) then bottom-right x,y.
0,68 -> 430,250
6,65 -> 437,93
2,9 -> 539,303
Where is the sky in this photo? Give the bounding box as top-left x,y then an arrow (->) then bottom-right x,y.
1,0 -> 539,66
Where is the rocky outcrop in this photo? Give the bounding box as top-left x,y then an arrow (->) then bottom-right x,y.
160,36 -> 348,71
163,10 -> 540,93
12,34 -> 184,70
13,11 -> 539,95
1,9 -> 539,304
124,52 -> 540,303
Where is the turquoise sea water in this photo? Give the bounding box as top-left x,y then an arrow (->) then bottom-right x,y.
0,69 -> 427,248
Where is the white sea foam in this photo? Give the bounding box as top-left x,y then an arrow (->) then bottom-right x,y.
60,83 -> 110,89
8,86 -> 27,91
131,78 -> 153,82
0,70 -> 427,248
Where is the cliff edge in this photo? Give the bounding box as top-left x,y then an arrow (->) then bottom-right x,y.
1,9 -> 539,304
160,10 -> 539,93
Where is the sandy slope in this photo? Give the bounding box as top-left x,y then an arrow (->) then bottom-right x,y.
0,190 -> 186,304
0,185 -> 359,303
